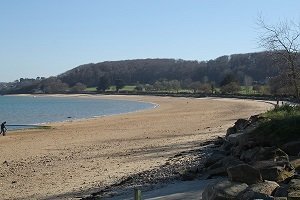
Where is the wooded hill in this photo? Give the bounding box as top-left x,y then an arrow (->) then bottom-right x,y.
58,51 -> 279,87
1,51 -> 283,94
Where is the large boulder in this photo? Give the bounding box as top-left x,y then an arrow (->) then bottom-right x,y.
234,119 -> 250,131
253,147 -> 289,162
281,141 -> 300,156
202,180 -> 248,200
227,164 -> 262,185
225,118 -> 251,138
248,180 -> 279,195
288,179 -> 300,198
206,156 -> 244,177
253,160 -> 295,182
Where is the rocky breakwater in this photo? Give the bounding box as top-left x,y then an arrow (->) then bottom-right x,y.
202,114 -> 300,200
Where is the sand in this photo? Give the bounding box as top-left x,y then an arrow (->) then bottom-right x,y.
0,95 -> 273,199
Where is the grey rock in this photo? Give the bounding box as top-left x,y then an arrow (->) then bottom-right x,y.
288,179 -> 300,198
204,151 -> 226,168
281,141 -> 300,156
240,146 -> 261,162
248,180 -> 279,195
290,157 -> 300,172
227,164 -> 262,185
227,132 -> 245,145
234,118 -> 250,131
226,127 -> 236,136
254,147 -> 289,162
253,160 -> 294,182
202,180 -> 248,200
274,185 -> 288,197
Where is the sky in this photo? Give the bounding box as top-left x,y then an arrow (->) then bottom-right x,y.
0,0 -> 300,82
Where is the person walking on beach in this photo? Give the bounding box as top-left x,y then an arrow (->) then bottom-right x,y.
1,121 -> 7,136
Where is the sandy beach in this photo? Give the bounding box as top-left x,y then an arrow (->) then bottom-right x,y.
0,95 -> 273,199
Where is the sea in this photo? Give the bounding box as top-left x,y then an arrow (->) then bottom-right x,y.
0,95 -> 155,130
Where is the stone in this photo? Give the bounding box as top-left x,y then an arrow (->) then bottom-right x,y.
234,118 -> 249,131
226,127 -> 236,136
227,132 -> 245,145
274,185 -> 288,197
237,190 -> 271,200
249,114 -> 260,123
253,147 -> 289,162
253,160 -> 295,182
214,136 -> 225,146
202,180 -> 248,200
282,141 -> 300,156
204,151 -> 226,168
207,156 -> 243,171
227,164 -> 262,185
290,157 -> 300,172
206,167 -> 227,177
247,180 -> 279,195
220,140 -> 233,152
288,179 -> 300,198
240,146 -> 261,162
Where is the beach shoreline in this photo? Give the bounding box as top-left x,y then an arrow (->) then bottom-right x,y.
0,95 -> 273,199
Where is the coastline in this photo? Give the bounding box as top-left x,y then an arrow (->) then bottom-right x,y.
4,94 -> 159,129
0,95 -> 273,199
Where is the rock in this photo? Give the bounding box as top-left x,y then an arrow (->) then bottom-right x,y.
248,180 -> 279,195
288,179 -> 300,198
240,146 -> 261,162
237,190 -> 271,200
234,119 -> 250,131
249,114 -> 260,123
206,167 -> 227,177
214,136 -> 225,146
253,160 -> 295,182
254,147 -> 289,162
274,185 -> 288,197
208,156 -> 244,171
227,132 -> 245,145
204,151 -> 226,168
290,157 -> 300,172
226,127 -> 236,136
202,180 -> 248,200
282,141 -> 300,156
220,140 -> 233,152
227,164 -> 262,185
179,171 -> 197,181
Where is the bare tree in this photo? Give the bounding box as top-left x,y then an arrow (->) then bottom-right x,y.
257,16 -> 300,100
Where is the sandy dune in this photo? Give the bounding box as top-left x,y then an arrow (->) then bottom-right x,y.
0,95 -> 273,199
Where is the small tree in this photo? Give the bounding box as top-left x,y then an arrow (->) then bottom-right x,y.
189,81 -> 202,93
97,76 -> 110,92
220,82 -> 240,94
220,74 -> 239,87
258,16 -> 300,100
71,82 -> 86,93
115,79 -> 125,92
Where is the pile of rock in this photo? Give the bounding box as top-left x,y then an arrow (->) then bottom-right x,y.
202,115 -> 300,199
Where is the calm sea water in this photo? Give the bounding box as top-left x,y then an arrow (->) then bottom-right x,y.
0,95 -> 155,130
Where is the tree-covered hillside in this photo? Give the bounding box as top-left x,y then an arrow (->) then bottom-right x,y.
58,51 -> 278,87
1,51 -> 285,94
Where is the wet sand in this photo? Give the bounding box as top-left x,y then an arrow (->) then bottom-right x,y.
0,95 -> 273,199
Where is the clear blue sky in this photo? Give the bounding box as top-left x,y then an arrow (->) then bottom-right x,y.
0,0 -> 299,82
